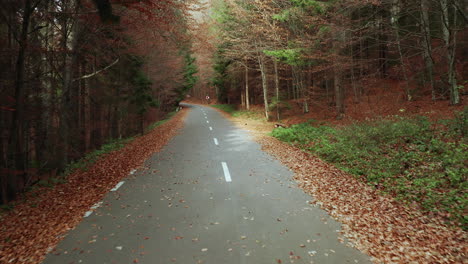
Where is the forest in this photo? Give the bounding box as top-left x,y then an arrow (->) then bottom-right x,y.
1,0 -> 466,206
0,1 -> 466,263
0,0 -> 198,203
203,0 -> 467,229
205,0 -> 466,120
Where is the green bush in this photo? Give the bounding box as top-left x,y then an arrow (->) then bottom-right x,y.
272,114 -> 468,229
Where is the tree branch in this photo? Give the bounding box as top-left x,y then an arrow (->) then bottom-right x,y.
72,58 -> 119,82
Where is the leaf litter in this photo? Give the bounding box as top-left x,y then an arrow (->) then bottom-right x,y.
208,106 -> 467,263
0,109 -> 188,264
257,135 -> 467,263
213,106 -> 468,263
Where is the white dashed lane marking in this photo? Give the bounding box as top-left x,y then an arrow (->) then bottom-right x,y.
221,162 -> 232,182
84,201 -> 103,218
111,181 -> 125,191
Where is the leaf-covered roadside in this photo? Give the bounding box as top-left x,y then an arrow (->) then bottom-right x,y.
0,109 -> 188,264
271,111 -> 467,230
258,136 -> 466,263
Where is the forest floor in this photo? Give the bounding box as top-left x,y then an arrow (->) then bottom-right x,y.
0,109 -> 188,264
208,94 -> 467,263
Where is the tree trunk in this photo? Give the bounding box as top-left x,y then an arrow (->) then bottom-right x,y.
333,29 -> 345,119
60,1 -> 81,168
5,0 -> 33,203
420,0 -> 435,100
378,11 -> 388,77
392,0 -> 412,101
273,59 -> 280,121
334,69 -> 344,119
84,74 -> 91,152
245,63 -> 250,110
441,0 -> 460,105
258,55 -> 269,120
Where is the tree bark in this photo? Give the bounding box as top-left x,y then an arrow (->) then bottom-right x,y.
333,28 -> 345,119
258,55 -> 269,120
5,0 -> 33,203
273,59 -> 280,121
244,63 -> 250,110
84,71 -> 91,152
334,68 -> 344,119
392,0 -> 412,101
441,0 -> 460,105
60,0 -> 81,168
420,0 -> 435,100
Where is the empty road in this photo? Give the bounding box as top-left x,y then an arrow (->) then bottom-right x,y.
43,104 -> 371,264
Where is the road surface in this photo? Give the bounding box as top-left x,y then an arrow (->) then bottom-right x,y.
43,104 -> 371,264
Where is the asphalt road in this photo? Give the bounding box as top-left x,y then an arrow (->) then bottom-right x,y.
42,104 -> 371,264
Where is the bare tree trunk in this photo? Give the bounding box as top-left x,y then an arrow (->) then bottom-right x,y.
245,63 -> 250,110
350,44 -> 359,103
84,83 -> 91,151
258,55 -> 269,120
60,0 -> 81,168
5,0 -> 33,203
441,0 -> 460,105
334,69 -> 345,119
392,0 -> 412,101
420,0 -> 435,100
333,29 -> 345,119
273,59 -> 280,121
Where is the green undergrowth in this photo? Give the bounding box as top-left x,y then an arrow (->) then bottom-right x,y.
65,110 -> 179,177
1,111 -> 180,213
232,110 -> 264,120
63,137 -> 135,177
212,104 -> 263,119
211,104 -> 237,114
272,109 -> 468,229
16,136 -> 135,207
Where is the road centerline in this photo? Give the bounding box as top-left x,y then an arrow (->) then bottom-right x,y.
221,162 -> 232,182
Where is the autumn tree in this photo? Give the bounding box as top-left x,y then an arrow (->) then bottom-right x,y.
0,0 -> 196,203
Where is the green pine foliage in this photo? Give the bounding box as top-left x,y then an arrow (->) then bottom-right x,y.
272,112 -> 468,229
211,45 -> 232,103
127,55 -> 158,115
290,0 -> 328,14
263,49 -> 305,66
179,52 -> 199,103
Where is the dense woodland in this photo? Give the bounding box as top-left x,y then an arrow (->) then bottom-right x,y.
1,0 -> 466,204
205,0 -> 466,120
0,0 -> 198,203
